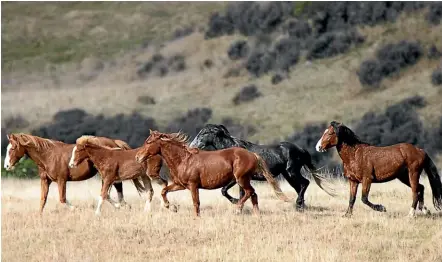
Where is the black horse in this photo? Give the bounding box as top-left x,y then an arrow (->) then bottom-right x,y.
189,124 -> 335,210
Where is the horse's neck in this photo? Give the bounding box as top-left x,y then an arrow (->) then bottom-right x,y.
336,143 -> 362,163
85,146 -> 108,165
159,142 -> 189,176
230,136 -> 252,148
23,145 -> 49,167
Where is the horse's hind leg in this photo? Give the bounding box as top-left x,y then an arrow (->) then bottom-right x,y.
140,175 -> 154,212
236,175 -> 259,215
221,180 -> 240,204
39,177 -> 52,214
112,182 -> 127,206
361,177 -> 386,213
407,171 -> 421,218
397,173 -> 430,216
282,169 -> 309,211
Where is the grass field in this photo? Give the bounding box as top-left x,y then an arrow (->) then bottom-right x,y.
2,177 -> 442,262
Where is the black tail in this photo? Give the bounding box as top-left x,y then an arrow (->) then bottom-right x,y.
424,153 -> 442,211
302,150 -> 336,197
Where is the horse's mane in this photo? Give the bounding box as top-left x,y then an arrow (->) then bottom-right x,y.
15,133 -> 61,151
76,135 -> 123,150
159,131 -> 199,154
215,125 -> 255,148
332,122 -> 370,146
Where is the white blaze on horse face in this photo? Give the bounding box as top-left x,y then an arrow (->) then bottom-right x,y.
68,146 -> 77,168
315,129 -> 328,152
4,143 -> 12,170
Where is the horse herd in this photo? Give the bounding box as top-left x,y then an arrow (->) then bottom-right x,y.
3,121 -> 442,218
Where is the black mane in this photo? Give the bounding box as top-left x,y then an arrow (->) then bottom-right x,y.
331,121 -> 370,146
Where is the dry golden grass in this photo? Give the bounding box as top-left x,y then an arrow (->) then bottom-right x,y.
2,177 -> 442,262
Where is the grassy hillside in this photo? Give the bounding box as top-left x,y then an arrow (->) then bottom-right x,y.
1,2 -> 442,166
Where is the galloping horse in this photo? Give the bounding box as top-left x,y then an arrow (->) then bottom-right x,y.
135,130 -> 290,217
3,133 -> 144,213
316,121 -> 442,217
189,124 -> 335,210
69,136 -> 166,216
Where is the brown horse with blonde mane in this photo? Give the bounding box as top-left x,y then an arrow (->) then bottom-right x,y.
135,130 -> 291,217
316,121 -> 442,217
3,133 -> 144,213
69,135 -> 166,216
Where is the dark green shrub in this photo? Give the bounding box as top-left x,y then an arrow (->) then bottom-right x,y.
1,158 -> 39,179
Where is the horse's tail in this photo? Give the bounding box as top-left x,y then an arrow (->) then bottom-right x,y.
302,150 -> 337,197
114,140 -> 132,150
424,153 -> 442,211
253,153 -> 292,202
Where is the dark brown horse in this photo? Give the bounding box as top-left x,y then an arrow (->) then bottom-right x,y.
3,133 -> 144,213
316,121 -> 442,217
69,136 -> 166,216
135,130 -> 290,217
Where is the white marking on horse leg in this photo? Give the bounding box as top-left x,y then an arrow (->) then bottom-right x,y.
407,207 -> 416,218
68,146 -> 77,168
4,143 -> 12,170
315,129 -> 328,152
117,191 -> 124,203
421,206 -> 431,215
95,196 -> 104,216
144,199 -> 152,212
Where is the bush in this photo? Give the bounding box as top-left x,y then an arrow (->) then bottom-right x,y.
307,29 -> 364,60
165,108 -> 213,139
376,41 -> 423,77
285,19 -> 312,39
272,38 -> 301,71
227,40 -> 250,60
354,96 -> 428,148
32,109 -> 158,148
220,117 -> 257,139
426,2 -> 442,25
232,85 -> 262,105
137,53 -> 186,78
246,51 -> 274,77
431,68 -> 442,86
205,12 -> 234,39
428,45 -> 442,60
171,26 -> 194,41
271,74 -> 284,85
358,59 -> 383,88
358,41 -> 423,87
1,158 -> 39,179
137,95 -> 156,105
168,55 -> 186,72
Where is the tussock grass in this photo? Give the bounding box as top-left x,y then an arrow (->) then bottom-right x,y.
2,178 -> 442,262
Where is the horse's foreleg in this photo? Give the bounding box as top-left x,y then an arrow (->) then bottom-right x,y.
344,180 -> 359,217
189,183 -> 200,217
39,177 -> 52,214
361,177 -> 386,213
221,180 -> 240,204
96,178 -> 113,216
161,183 -> 185,212
57,179 -> 75,211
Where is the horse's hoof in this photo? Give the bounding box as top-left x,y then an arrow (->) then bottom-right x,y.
420,207 -> 431,216
343,212 -> 352,218
234,209 -> 242,215
295,204 -> 305,212
375,205 -> 387,212
230,199 -> 239,204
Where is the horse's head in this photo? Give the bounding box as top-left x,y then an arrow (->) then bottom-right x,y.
189,124 -> 235,150
3,134 -> 26,170
315,121 -> 341,152
136,130 -> 164,163
68,144 -> 89,168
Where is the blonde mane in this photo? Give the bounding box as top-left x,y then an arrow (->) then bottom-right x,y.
15,133 -> 60,151
76,135 -> 123,150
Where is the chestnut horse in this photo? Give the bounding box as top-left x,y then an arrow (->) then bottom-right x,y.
69,136 -> 166,216
135,130 -> 291,217
3,133 -> 144,213
316,121 -> 442,217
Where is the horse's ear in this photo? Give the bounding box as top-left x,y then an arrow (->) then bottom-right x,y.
330,121 -> 342,135
6,134 -> 10,140
149,129 -> 153,134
